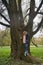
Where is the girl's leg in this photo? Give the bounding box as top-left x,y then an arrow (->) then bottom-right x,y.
23,43 -> 28,56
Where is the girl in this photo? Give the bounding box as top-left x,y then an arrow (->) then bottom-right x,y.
23,31 -> 30,56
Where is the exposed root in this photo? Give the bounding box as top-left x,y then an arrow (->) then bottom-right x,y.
21,54 -> 42,65
4,56 -> 43,65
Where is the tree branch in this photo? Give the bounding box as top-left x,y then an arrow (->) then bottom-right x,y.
32,18 -> 43,35
9,0 -> 17,14
26,8 -> 30,13
34,0 -> 43,18
18,0 -> 24,29
24,13 -> 30,20
25,0 -> 43,21
18,0 -> 22,13
38,12 -> 43,15
32,41 -> 38,47
0,22 -> 10,27
2,0 -> 9,11
0,13 -> 10,24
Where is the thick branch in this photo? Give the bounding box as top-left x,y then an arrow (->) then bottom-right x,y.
26,12 -> 43,18
34,0 -> 43,18
33,18 -> 43,35
24,0 -> 35,31
18,0 -> 22,13
0,22 -> 10,27
18,0 -> 24,29
2,0 -> 9,11
26,0 -> 43,18
9,0 -> 17,14
0,13 -> 10,24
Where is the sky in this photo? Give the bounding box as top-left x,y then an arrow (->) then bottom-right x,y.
0,0 -> 43,37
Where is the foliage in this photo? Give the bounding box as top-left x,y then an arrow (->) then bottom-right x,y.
0,28 -> 11,46
31,37 -> 43,45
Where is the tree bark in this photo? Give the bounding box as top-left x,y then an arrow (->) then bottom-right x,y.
10,25 -> 18,58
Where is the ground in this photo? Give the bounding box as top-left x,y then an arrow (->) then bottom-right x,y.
0,46 -> 43,65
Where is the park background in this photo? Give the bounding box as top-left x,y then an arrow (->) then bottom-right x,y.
0,28 -> 43,65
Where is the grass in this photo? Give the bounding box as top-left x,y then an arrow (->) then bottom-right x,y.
30,46 -> 43,60
0,46 -> 11,65
0,46 -> 43,65
0,46 -> 10,57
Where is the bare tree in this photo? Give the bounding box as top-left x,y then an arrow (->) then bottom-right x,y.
0,0 -> 43,63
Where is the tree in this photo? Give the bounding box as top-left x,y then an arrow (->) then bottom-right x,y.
0,28 -> 11,46
0,0 -> 43,63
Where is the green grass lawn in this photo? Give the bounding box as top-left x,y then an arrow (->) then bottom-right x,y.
0,46 -> 11,65
30,47 -> 43,60
0,46 -> 43,65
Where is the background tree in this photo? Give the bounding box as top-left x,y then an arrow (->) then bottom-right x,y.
0,0 -> 43,63
0,28 -> 11,46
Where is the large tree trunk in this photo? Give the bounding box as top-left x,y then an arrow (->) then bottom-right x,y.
10,16 -> 40,63
9,0 -> 40,63
10,23 -> 31,59
9,0 -> 31,59
10,27 -> 18,58
10,19 -> 31,59
10,15 -> 23,59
